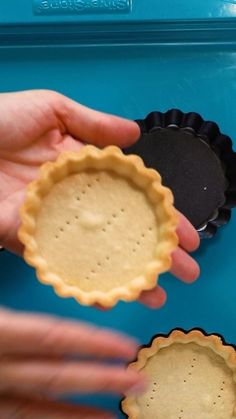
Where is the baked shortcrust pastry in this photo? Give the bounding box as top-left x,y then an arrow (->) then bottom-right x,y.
122,329 -> 236,418
18,146 -> 178,307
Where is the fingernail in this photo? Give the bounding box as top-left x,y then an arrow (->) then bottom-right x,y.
127,381 -> 147,396
126,343 -> 139,357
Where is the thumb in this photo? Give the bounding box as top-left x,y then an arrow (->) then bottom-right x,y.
58,95 -> 140,148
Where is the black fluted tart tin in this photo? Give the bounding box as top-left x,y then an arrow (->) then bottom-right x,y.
123,109 -> 236,239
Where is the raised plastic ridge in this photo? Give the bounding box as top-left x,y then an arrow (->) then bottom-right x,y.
1,18 -> 236,47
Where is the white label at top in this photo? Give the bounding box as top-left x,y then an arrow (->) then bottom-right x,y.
34,0 -> 132,14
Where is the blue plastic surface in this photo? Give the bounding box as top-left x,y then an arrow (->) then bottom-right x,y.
1,0 -> 236,23
1,2 -> 236,417
1,0 -> 236,47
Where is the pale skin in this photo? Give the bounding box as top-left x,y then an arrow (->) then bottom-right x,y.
0,90 -> 200,417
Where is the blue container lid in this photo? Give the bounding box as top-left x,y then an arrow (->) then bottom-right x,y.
1,0 -> 236,23
1,0 -> 236,47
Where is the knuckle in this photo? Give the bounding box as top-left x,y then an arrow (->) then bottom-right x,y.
38,320 -> 67,354
44,364 -> 68,393
92,118 -> 109,143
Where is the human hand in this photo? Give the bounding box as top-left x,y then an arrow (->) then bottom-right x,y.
0,90 -> 200,309
0,308 -> 145,418
0,90 -> 139,254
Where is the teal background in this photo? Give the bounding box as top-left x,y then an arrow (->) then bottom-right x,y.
1,1 -> 236,417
